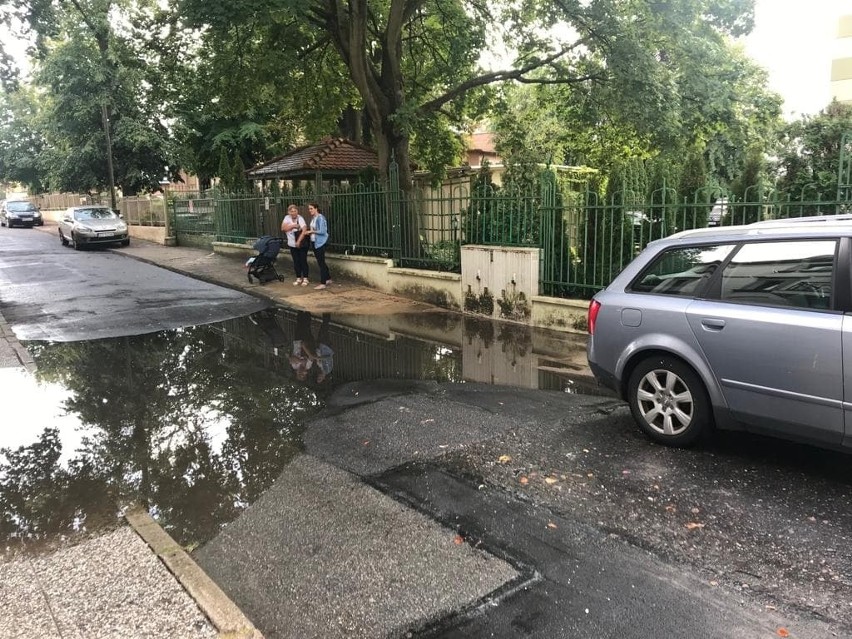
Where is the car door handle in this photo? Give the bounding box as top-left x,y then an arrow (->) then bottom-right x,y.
700,318 -> 726,331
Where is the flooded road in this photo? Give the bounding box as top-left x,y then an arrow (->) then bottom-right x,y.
0,307 -> 594,553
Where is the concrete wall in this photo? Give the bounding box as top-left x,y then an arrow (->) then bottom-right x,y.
212,240 -> 590,333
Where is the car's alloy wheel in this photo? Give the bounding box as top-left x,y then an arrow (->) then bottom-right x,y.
627,356 -> 711,447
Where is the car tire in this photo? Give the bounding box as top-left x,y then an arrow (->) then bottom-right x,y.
627,355 -> 712,447
120,239 -> 130,247
72,233 -> 82,250
59,230 -> 68,246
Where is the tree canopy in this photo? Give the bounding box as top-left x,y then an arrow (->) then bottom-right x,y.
0,0 -> 842,198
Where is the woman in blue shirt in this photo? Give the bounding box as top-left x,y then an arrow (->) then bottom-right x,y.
305,201 -> 332,289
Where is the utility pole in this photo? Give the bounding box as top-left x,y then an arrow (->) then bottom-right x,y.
101,103 -> 117,211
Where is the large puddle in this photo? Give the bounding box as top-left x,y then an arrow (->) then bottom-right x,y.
0,308 -> 597,554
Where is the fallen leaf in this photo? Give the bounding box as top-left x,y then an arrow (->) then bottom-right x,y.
547,522 -> 558,530
776,628 -> 790,638
544,477 -> 558,485
519,476 -> 529,485
665,504 -> 677,513
453,535 -> 464,545
498,455 -> 512,464
685,522 -> 705,530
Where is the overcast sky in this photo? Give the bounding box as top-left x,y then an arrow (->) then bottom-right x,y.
742,0 -> 846,118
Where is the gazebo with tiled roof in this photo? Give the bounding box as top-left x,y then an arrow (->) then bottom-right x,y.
246,137 -> 379,190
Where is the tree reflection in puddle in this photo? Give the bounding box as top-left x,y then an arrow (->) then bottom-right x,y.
0,307 -> 594,554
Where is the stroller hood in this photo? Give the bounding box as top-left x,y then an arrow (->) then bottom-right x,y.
253,235 -> 284,259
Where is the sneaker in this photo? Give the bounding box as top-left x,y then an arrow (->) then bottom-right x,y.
325,279 -> 333,285
314,284 -> 327,290
293,279 -> 302,286
301,280 -> 309,287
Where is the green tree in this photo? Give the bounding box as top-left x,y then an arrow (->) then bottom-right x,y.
729,145 -> 766,223
775,101 -> 852,210
678,149 -> 712,230
173,0 -> 355,184
0,0 -> 179,194
493,14 -> 781,186
0,87 -> 48,191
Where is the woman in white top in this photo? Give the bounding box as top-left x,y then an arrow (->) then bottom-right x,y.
280,204 -> 310,285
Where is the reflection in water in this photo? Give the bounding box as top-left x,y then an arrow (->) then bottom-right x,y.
0,308 -> 594,554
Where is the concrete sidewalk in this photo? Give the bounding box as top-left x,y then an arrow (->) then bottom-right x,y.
35,222 -> 439,316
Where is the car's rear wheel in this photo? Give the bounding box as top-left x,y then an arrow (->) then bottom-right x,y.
627,355 -> 712,447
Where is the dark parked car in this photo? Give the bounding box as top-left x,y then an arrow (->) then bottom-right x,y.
0,199 -> 42,227
587,216 -> 852,451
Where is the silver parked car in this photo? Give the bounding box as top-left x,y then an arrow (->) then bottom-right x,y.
59,205 -> 129,250
587,217 -> 850,450
0,199 -> 43,227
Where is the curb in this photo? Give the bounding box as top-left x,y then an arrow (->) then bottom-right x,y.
0,313 -> 37,373
125,507 -> 264,639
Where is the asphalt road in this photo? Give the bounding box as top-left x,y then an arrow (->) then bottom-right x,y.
2,227 -> 849,638
0,224 -> 266,341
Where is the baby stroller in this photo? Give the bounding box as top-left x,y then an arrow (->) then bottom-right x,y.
246,235 -> 285,284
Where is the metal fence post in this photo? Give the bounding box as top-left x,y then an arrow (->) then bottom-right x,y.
538,170 -> 557,294
839,131 -> 852,205
388,156 -> 402,263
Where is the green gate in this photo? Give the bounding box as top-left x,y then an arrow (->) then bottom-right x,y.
171,196 -> 217,248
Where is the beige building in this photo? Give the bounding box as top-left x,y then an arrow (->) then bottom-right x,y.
832,14 -> 852,104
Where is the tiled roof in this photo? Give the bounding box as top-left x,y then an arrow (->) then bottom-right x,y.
246,137 -> 379,178
467,132 -> 496,154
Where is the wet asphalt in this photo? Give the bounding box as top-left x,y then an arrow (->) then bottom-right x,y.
1,226 -> 850,637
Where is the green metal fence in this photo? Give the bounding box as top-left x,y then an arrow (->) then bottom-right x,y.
170,166 -> 852,298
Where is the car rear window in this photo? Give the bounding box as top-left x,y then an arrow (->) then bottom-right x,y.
630,245 -> 735,297
719,240 -> 836,310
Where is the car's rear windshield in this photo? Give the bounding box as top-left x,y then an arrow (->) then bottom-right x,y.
74,208 -> 117,220
7,201 -> 36,212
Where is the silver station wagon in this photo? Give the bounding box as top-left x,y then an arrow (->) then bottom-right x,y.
587,216 -> 852,450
